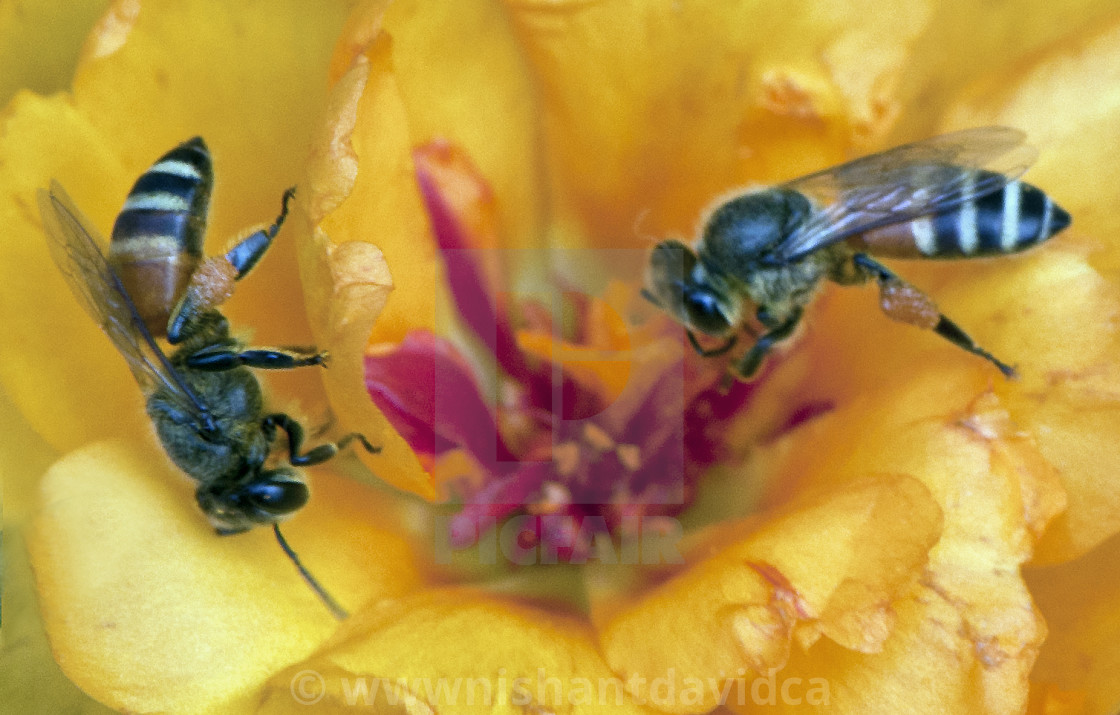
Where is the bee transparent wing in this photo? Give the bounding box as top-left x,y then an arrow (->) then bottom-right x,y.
771,126 -> 1038,262
38,181 -> 215,430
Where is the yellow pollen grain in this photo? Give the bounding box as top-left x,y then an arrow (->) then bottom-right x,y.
553,442 -> 581,477
582,423 -> 615,452
529,482 -> 572,515
616,444 -> 641,472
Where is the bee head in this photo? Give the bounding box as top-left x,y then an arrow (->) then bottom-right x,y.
645,239 -> 736,337
197,468 -> 310,534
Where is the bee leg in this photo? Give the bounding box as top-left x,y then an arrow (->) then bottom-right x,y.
262,413 -> 380,467
852,253 -> 1017,378
687,331 -> 737,357
729,307 -> 803,380
223,186 -> 296,279
167,188 -> 297,343
185,345 -> 328,371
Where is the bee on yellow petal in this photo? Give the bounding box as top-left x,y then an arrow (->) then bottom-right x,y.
39,137 -> 377,619
645,126 -> 1071,381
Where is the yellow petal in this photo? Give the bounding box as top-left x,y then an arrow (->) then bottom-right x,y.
0,0 -> 108,106
317,0 -> 544,342
380,0 -> 544,252
29,439 -> 422,714
260,589 -> 662,714
300,51 -> 436,500
593,475 -> 941,714
950,250 -> 1120,563
0,92 -> 147,452
739,370 -> 1063,713
890,0 -> 1120,139
0,0 -> 354,450
943,13 -> 1120,275
503,0 -> 932,246
765,246 -> 1120,566
0,391 -> 109,713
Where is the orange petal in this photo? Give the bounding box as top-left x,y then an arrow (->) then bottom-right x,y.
592,475 -> 941,714
318,0 -> 544,342
769,247 -> 1120,568
1027,532 -> 1120,713
29,439 -> 422,713
260,589 -> 662,714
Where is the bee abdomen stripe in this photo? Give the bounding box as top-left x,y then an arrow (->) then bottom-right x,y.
911,215 -> 937,256
110,211 -> 198,253
998,181 -> 1022,251
159,138 -> 211,171
957,192 -> 980,255
127,170 -> 205,203
1015,184 -> 1049,249
122,191 -> 192,213
149,158 -> 204,181
1038,193 -> 1054,241
933,209 -> 965,256
971,187 -> 1009,253
108,234 -> 187,260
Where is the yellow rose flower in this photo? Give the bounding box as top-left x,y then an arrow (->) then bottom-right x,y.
5,1 -> 1120,714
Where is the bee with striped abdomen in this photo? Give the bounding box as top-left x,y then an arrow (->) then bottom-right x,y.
39,137 -> 376,619
644,126 -> 1071,381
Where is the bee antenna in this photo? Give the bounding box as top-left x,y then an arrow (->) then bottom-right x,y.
272,524 -> 349,621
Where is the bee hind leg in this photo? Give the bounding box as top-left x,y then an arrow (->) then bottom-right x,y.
167,188 -> 297,343
852,253 -> 1017,378
222,186 -> 296,280
262,413 -> 380,467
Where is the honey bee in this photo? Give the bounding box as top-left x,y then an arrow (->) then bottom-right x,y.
39,137 -> 376,619
644,126 -> 1071,381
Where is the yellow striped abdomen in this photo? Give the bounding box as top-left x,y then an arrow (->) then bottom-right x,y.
108,137 -> 213,335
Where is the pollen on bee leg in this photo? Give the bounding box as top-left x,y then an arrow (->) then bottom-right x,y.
878,279 -> 940,330
186,256 -> 238,310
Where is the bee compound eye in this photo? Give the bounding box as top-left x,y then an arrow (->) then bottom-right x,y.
245,474 -> 309,516
683,288 -> 731,336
